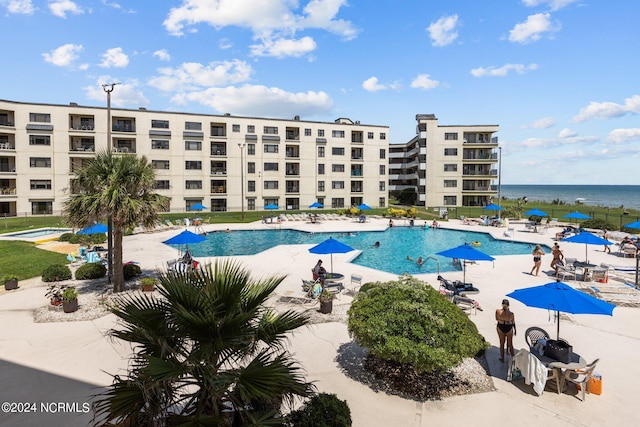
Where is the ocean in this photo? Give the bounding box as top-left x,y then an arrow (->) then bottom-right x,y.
499,185 -> 640,211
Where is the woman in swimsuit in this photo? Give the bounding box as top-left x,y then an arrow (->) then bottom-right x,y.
495,299 -> 516,362
530,244 -> 545,276
550,243 -> 564,276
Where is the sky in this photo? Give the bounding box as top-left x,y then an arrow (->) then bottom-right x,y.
1,0 -> 639,185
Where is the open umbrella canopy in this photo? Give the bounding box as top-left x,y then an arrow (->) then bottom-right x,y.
436,244 -> 495,283
76,223 -> 109,235
189,203 -> 207,211
525,208 -> 549,217
357,203 -> 372,210
506,281 -> 615,339
563,211 -> 591,220
562,231 -> 613,263
309,202 -> 324,208
308,237 -> 355,274
484,203 -> 503,211
163,230 -> 206,245
624,220 -> 640,229
264,203 -> 279,210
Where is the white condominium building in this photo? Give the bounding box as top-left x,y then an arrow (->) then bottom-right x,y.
0,99 -> 389,217
389,114 -> 499,208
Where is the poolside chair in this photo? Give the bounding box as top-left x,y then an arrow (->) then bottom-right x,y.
345,273 -> 363,295
437,275 -> 479,296
525,327 -> 550,353
563,359 -> 600,401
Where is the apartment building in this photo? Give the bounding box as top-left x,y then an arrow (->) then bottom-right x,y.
389,114 -> 499,208
0,99 -> 389,216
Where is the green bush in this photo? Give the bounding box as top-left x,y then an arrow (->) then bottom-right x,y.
75,262 -> 107,280
286,393 -> 351,427
59,233 -> 74,242
42,264 -> 73,282
348,275 -> 488,373
582,218 -> 618,231
123,263 -> 142,280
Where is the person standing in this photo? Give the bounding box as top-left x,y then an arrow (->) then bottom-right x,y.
530,244 -> 545,276
496,299 -> 516,362
550,243 -> 564,276
603,230 -> 611,254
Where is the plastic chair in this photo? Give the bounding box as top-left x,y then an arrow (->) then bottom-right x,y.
525,327 -> 550,350
349,274 -> 363,294
563,359 -> 600,401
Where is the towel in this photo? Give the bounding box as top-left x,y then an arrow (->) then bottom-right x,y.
514,348 -> 548,395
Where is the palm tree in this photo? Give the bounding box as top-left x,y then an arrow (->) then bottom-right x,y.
93,260 -> 314,426
64,151 -> 168,292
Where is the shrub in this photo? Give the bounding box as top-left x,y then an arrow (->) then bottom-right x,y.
42,264 -> 72,282
123,263 -> 142,280
59,233 -> 74,242
582,218 -> 618,231
286,393 -> 351,427
62,287 -> 78,302
348,275 -> 488,373
75,262 -> 107,280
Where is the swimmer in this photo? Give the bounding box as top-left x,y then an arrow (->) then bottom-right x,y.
407,255 -> 415,261
416,256 -> 425,266
372,241 -> 380,248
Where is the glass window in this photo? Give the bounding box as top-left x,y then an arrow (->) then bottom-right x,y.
380,132 -> 386,140
30,157 -> 51,167
332,147 -> 345,155
379,165 -> 386,175
332,130 -> 345,138
248,181 -> 255,192
30,180 -> 52,189
152,160 -> 170,169
318,181 -> 325,192
185,121 -> 202,130
379,149 -> 386,159
332,164 -> 345,173
318,146 -> 325,157
318,129 -> 324,137
264,181 -> 279,190
152,119 -> 169,129
444,179 -> 457,188
264,144 -> 279,153
185,161 -> 202,170
29,113 -> 51,123
444,164 -> 458,172
29,135 -> 51,145
232,124 -> 240,132
185,180 -> 202,189
379,181 -> 386,191
247,125 -> 255,133
304,128 -> 312,136
331,198 -> 344,208
185,141 -> 202,150
264,162 -> 279,171
444,196 -> 457,205
264,126 -> 278,134
247,144 -> 255,155
152,139 -> 169,149
444,148 -> 458,156
247,162 -> 255,174
368,132 -> 374,139
379,197 -> 386,208
318,164 -> 325,175
154,180 -> 170,190
332,181 -> 344,189
445,133 -> 458,140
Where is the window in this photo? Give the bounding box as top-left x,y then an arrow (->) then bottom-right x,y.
248,181 -> 256,192
185,121 -> 202,130
318,164 -> 325,175
232,124 -> 240,132
154,180 -> 170,190
318,146 -> 325,157
444,179 -> 457,188
152,139 -> 169,149
185,180 -> 202,189
247,199 -> 256,210
152,119 -> 169,129
185,161 -> 202,170
332,130 -> 345,138
445,132 -> 458,140
29,113 -> 51,123
152,160 -> 170,170
379,181 -> 386,191
380,132 -> 386,140
304,128 -> 312,136
368,132 -> 374,139
185,140 -> 202,151
332,181 -> 344,189
318,129 -> 325,137
29,135 -> 51,145
379,149 -> 386,159
318,181 -> 325,192
247,144 -> 255,155
332,147 -> 345,155
30,180 -> 52,189
264,126 -> 278,134
444,148 -> 458,156
379,165 -> 386,175
247,125 -> 255,133
211,123 -> 226,137
332,164 -> 345,173
264,162 -> 279,171
379,197 -> 386,208
30,157 -> 51,168
350,181 -> 363,192
444,164 -> 458,172
247,162 -> 255,174
331,198 -> 344,208
264,181 -> 279,190
264,144 -> 279,153
444,196 -> 457,205
31,201 -> 53,215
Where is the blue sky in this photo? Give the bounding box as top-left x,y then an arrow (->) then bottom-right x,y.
2,0 -> 639,185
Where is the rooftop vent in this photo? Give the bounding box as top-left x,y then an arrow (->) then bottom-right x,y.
294,115 -> 300,120
69,102 -> 78,107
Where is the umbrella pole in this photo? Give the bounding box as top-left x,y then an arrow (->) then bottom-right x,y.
557,310 -> 560,340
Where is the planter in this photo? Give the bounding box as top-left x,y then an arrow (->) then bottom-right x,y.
319,299 -> 333,314
142,284 -> 155,292
63,299 -> 78,313
3,278 -> 18,290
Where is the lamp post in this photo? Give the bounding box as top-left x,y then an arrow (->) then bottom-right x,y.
238,143 -> 245,221
497,146 -> 502,220
102,83 -> 118,283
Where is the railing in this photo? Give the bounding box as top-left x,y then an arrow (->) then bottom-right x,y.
0,143 -> 15,150
1,187 -> 17,195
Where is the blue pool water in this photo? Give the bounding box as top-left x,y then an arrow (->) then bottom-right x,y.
183,228 -> 538,275
4,228 -> 72,238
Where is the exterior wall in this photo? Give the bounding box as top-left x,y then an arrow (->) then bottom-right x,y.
0,99 -> 388,216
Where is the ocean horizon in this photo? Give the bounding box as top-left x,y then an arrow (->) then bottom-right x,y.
500,185 -> 640,211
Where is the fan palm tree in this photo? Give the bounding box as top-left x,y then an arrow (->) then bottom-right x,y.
64,151 -> 168,292
93,260 -> 315,426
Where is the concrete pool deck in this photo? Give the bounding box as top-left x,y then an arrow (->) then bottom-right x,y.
1,217 -> 638,425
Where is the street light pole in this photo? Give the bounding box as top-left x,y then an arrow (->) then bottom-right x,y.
238,143 -> 245,221
497,146 -> 502,220
102,83 -> 118,284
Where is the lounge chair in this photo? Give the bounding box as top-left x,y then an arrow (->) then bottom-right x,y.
437,275 -> 479,296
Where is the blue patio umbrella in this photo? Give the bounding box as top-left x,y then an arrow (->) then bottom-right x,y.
525,208 -> 549,217
507,281 -> 615,340
309,202 -> 324,208
436,244 -> 496,283
163,229 -> 206,245
562,231 -> 613,263
308,237 -> 355,274
484,203 -> 503,211
357,203 -> 372,210
264,203 -> 279,210
77,223 -> 109,235
624,220 -> 640,229
563,211 -> 591,220
189,203 -> 207,211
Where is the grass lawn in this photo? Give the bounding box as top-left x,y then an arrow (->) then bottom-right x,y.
0,241 -> 68,281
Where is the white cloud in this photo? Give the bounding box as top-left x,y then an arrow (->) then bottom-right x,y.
607,128 -> 640,144
4,0 -> 34,14
361,76 -> 400,92
471,63 -> 538,77
42,43 -> 83,67
427,15 -> 459,47
530,117 -> 555,129
410,74 -> 440,90
49,0 -> 83,18
219,38 -> 233,49
558,128 -> 577,138
250,36 -> 317,58
175,84 -> 333,118
99,47 -> 129,68
521,0 -> 578,11
152,49 -> 171,61
508,13 -> 557,44
84,77 -> 149,108
573,95 -> 640,122
148,60 -> 253,92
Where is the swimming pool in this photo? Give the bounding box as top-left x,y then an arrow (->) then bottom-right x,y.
183,228 -> 538,275
2,228 -> 72,239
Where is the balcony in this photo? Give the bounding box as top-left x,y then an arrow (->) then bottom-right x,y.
211,169 -> 227,176
69,115 -> 95,131
112,118 -> 136,133
0,142 -> 15,150
211,186 -> 227,194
